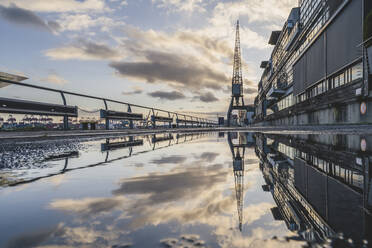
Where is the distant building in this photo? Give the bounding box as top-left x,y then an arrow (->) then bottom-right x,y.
254,0 -> 372,125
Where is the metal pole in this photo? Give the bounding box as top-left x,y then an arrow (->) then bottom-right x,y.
168,112 -> 172,128
60,92 -> 69,130
175,113 -> 179,128
152,109 -> 156,129
103,99 -> 109,130
128,104 -> 133,129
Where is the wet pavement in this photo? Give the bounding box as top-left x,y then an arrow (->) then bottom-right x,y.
2,124 -> 372,143
0,132 -> 371,248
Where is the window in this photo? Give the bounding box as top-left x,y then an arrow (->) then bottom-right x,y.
346,69 -> 351,83
329,78 -> 334,89
339,72 -> 345,86
318,83 -> 322,94
335,75 -> 340,88
278,94 -> 294,111
351,63 -> 363,81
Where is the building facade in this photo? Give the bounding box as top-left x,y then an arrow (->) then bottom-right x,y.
254,0 -> 372,125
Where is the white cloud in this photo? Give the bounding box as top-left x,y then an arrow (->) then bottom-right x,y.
0,0 -> 106,13
152,0 -> 205,12
210,0 -> 297,26
41,73 -> 68,85
56,14 -> 123,32
202,0 -> 298,51
44,40 -> 123,61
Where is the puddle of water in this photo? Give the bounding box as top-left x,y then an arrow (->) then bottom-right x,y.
0,132 -> 370,248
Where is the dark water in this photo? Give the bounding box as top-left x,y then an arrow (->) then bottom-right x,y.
0,132 -> 371,248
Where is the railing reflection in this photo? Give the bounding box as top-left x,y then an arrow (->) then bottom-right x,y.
0,132 -> 210,187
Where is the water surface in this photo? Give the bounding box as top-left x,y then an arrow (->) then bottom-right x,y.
0,132 -> 370,247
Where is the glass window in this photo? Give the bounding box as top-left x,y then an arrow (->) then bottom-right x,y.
339,72 -> 345,86
351,63 -> 363,81
346,69 -> 350,83
318,83 -> 322,94
335,76 -> 340,88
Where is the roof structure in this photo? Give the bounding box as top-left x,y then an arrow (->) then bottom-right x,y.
268,31 -> 282,45
0,72 -> 28,89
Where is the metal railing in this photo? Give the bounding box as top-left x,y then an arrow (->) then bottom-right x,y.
0,78 -> 218,130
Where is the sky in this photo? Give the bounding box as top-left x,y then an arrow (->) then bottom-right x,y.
0,0 -> 297,117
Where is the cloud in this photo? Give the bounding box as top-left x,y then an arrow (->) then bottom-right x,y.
151,155 -> 187,165
108,26 -> 233,92
47,20 -> 61,32
122,26 -> 233,64
197,152 -> 219,162
45,39 -> 122,61
121,86 -> 143,95
152,0 -> 205,12
203,0 -> 297,51
49,197 -> 123,218
245,158 -> 259,165
148,90 -> 186,101
210,0 -> 297,26
112,165 -> 227,205
245,79 -> 257,87
5,224 -> 65,248
244,87 -> 257,95
110,50 -> 228,91
193,92 -> 219,103
41,74 -> 68,85
0,0 -> 106,13
46,149 -> 299,248
161,235 -> 206,248
0,4 -> 58,32
56,14 -> 124,32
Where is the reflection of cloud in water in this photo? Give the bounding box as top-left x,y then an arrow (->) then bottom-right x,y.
47,174 -> 67,187
49,197 -> 124,218
6,224 -> 65,248
151,155 -> 187,165
245,158 -> 259,165
46,160 -> 303,248
161,234 -> 206,248
133,163 -> 144,167
196,152 -> 219,162
112,165 -> 227,204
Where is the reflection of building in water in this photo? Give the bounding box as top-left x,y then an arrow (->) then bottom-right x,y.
228,132 -> 255,231
255,133 -> 372,245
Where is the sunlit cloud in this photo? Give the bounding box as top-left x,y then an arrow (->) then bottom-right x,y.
0,0 -> 107,13
41,74 -> 68,85
45,39 -> 123,61
152,0 -> 206,13
56,14 -> 124,32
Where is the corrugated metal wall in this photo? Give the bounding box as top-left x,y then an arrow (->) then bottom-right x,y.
293,0 -> 362,96
327,0 -> 362,74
